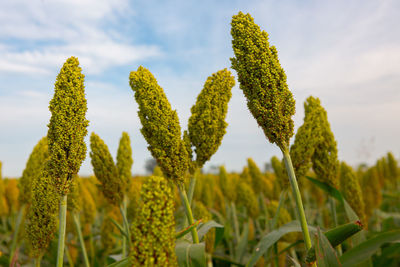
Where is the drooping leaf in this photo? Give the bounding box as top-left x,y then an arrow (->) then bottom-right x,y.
340,230 -> 400,267
176,240 -> 207,267
246,221 -> 316,267
315,227 -> 342,267
107,257 -> 130,267
306,221 -> 363,264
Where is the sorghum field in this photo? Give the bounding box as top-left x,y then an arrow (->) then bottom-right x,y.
0,12 -> 399,267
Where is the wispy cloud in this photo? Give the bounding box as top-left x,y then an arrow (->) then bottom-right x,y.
0,0 -> 161,75
1,0 -> 399,176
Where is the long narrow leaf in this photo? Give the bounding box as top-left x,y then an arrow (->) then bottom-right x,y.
306,221 -> 363,264
176,220 -> 203,239
246,221 -> 316,267
340,230 -> 400,267
315,227 -> 342,267
271,190 -> 287,230
109,217 -> 129,239
197,220 -> 224,241
176,240 -> 207,267
107,257 -> 130,267
235,220 -> 249,263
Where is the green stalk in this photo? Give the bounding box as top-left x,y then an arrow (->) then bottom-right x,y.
89,232 -> 95,264
273,243 -> 279,267
187,173 -> 197,205
9,204 -> 25,262
281,147 -> 312,250
230,202 -> 240,244
329,196 -> 342,256
119,196 -> 131,254
73,213 -> 90,267
178,185 -> 199,243
35,255 -> 42,267
56,194 -> 68,267
65,245 -> 75,267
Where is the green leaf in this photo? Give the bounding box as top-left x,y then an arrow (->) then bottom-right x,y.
176,220 -> 203,239
315,227 -> 342,267
305,176 -> 361,224
109,217 -> 129,239
197,220 -> 224,241
176,240 -> 207,267
306,221 -> 363,264
235,220 -> 249,263
246,221 -> 316,267
107,257 -> 130,267
340,230 -> 400,267
306,176 -> 343,202
271,190 -> 287,229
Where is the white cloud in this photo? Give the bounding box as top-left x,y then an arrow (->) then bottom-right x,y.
0,0 -> 161,75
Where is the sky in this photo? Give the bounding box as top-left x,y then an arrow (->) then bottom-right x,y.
0,0 -> 399,177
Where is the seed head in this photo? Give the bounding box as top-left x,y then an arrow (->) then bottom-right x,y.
219,166 -> 237,202
130,176 -> 177,266
193,201 -> 215,254
186,69 -> 235,168
340,162 -> 366,225
231,12 -> 295,149
247,158 -> 264,194
129,66 -> 189,183
236,181 -> 259,218
116,132 -> 133,192
19,137 -> 49,205
26,169 -> 59,257
5,179 -> 19,214
47,56 -> 89,195
90,132 -> 123,206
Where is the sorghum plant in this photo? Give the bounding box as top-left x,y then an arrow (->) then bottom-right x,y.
230,12 -> 312,249
46,56 -> 89,266
130,176 -> 177,266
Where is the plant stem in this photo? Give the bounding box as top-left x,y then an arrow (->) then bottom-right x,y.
178,185 -> 199,243
187,170 -> 198,205
281,147 -> 312,250
230,202 -> 240,245
65,245 -> 75,267
73,213 -> 90,267
329,196 -> 342,256
9,204 -> 25,262
119,196 -> 131,254
273,243 -> 279,267
56,194 -> 68,267
35,255 -> 42,267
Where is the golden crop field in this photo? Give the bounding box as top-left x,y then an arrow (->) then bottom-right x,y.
0,11 -> 399,267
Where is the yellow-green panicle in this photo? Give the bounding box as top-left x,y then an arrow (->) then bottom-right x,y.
340,162 -> 366,225
130,176 -> 177,266
47,57 -> 89,195
90,132 -> 123,206
0,161 -> 9,217
116,132 -> 133,192
270,156 -> 288,190
26,170 -> 59,257
193,201 -> 215,254
219,166 -> 237,203
290,96 -> 324,179
386,152 -> 398,187
310,98 -> 339,188
186,69 -> 235,168
231,12 -> 295,149
236,181 -> 259,218
5,179 -> 19,214
129,66 -> 189,183
247,158 -> 264,194
18,137 -> 49,205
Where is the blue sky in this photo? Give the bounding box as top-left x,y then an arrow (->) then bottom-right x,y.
1,0 -> 399,177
